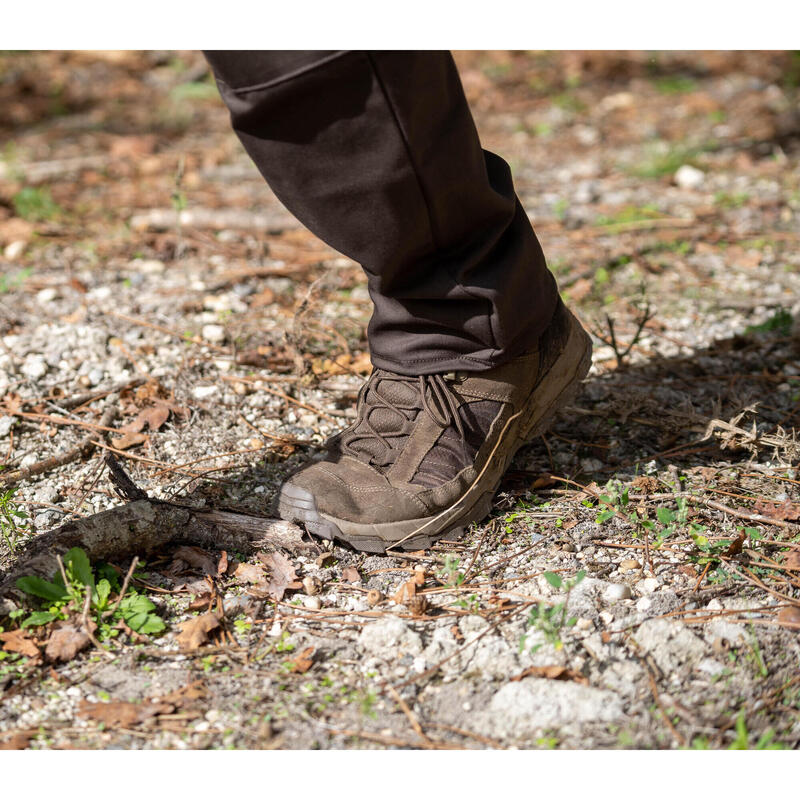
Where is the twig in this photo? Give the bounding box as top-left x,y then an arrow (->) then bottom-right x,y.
699,497 -> 795,529
645,666 -> 686,748
103,556 -> 139,619
386,685 -> 432,746
80,583 -> 114,660
0,404 -> 118,486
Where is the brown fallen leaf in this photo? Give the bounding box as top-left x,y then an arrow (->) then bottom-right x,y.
110,431 -> 149,450
783,549 -> 800,571
45,624 -> 90,662
776,606 -> 800,630
631,476 -> 659,493
724,531 -> 746,557
158,680 -> 207,707
0,731 -> 33,750
234,562 -> 266,584
753,499 -> 800,522
286,646 -> 315,673
187,593 -> 213,612
172,545 -> 219,577
510,665 -> 589,685
78,699 -> 172,728
315,552 -> 335,568
0,629 -> 40,659
341,566 -> 361,584
217,551 -> 229,576
392,579 -> 417,605
176,612 -> 221,650
258,552 -> 302,600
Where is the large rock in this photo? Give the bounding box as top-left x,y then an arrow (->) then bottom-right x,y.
632,618 -> 707,676
358,617 -> 422,660
480,678 -> 625,739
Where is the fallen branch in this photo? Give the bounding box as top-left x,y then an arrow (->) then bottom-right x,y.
0,455 -> 311,600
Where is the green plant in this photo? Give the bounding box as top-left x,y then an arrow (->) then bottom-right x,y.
0,268 -> 33,294
12,186 -> 61,221
727,712 -> 784,750
521,570 -> 586,653
0,487 -> 30,553
437,555 -> 465,588
744,309 -> 792,337
14,548 -> 164,640
652,75 -> 698,94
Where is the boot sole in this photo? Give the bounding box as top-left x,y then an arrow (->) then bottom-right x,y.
278,314 -> 593,553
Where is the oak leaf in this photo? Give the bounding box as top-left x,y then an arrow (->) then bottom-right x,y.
176,612 -> 220,650
258,552 -> 302,600
234,562 -> 266,584
776,606 -> 800,630
45,624 -> 90,662
172,545 -> 219,577
753,499 -> 800,522
341,566 -> 361,584
78,700 -> 170,728
0,629 -> 40,659
286,646 -> 315,673
510,665 -> 589,685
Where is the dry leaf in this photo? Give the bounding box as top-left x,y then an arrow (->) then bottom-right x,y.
286,646 -> 315,673
0,629 -> 40,659
217,551 -> 229,576
510,665 -> 589,685
110,431 -> 148,450
187,594 -> 213,611
776,606 -> 800,630
753,499 -> 800,522
172,545 -> 219,577
341,566 -> 361,584
258,552 -> 302,600
78,699 -> 170,728
158,680 -> 207,707
724,531 -> 746,557
234,562 -> 265,584
783,550 -> 800,571
45,624 -> 90,662
315,552 -> 335,568
176,612 -> 220,650
631,476 -> 659,493
568,277 -> 592,302
392,579 -> 416,605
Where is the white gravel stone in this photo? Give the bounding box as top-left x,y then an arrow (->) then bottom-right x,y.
604,583 -> 633,602
202,324 -> 226,343
0,416 -> 13,437
134,259 -> 166,274
22,355 -> 48,379
303,596 -> 322,610
674,164 -> 705,189
192,384 -> 219,400
3,240 -> 26,260
636,577 -> 661,594
481,678 -> 625,737
358,617 -> 422,660
36,287 -> 58,304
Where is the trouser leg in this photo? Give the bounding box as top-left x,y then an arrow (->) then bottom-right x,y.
203,50 -> 559,375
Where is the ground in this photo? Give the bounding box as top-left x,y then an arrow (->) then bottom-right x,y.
1,50 -> 799,750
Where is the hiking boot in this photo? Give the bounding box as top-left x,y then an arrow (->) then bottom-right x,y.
278,301 -> 592,553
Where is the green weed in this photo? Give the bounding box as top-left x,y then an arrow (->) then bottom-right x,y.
521,569 -> 586,653
744,309 -> 792,337
13,548 -> 164,640
652,75 -> 698,94
12,186 -> 61,222
0,487 -> 30,553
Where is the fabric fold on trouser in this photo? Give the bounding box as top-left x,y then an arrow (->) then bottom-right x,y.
203,50 -> 559,375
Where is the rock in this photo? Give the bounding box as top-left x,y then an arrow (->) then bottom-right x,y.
480,678 -> 624,738
696,658 -> 727,677
133,259 -> 166,274
22,355 -> 48,379
619,559 -> 641,573
604,583 -> 632,602
192,384 -> 218,400
202,324 -> 226,343
303,596 -> 322,610
358,617 -> 422,660
636,577 -> 660,594
633,618 -> 707,675
3,240 -> 26,260
674,164 -> 705,189
636,590 -> 680,616
88,367 -> 104,386
0,416 -> 13,438
36,287 -> 58,304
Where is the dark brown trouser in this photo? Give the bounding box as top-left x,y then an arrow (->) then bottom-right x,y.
203,51 -> 558,375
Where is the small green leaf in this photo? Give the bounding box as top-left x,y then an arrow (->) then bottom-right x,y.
543,572 -> 563,589
656,507 -> 675,525
596,509 -> 615,524
16,576 -> 68,602
138,616 -> 166,635
64,547 -> 94,588
94,579 -> 111,610
21,610 -> 58,628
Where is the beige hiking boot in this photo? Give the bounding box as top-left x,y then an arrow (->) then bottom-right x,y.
277,301 -> 592,552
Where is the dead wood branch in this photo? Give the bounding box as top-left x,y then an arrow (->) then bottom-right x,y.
0,456 -> 311,600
